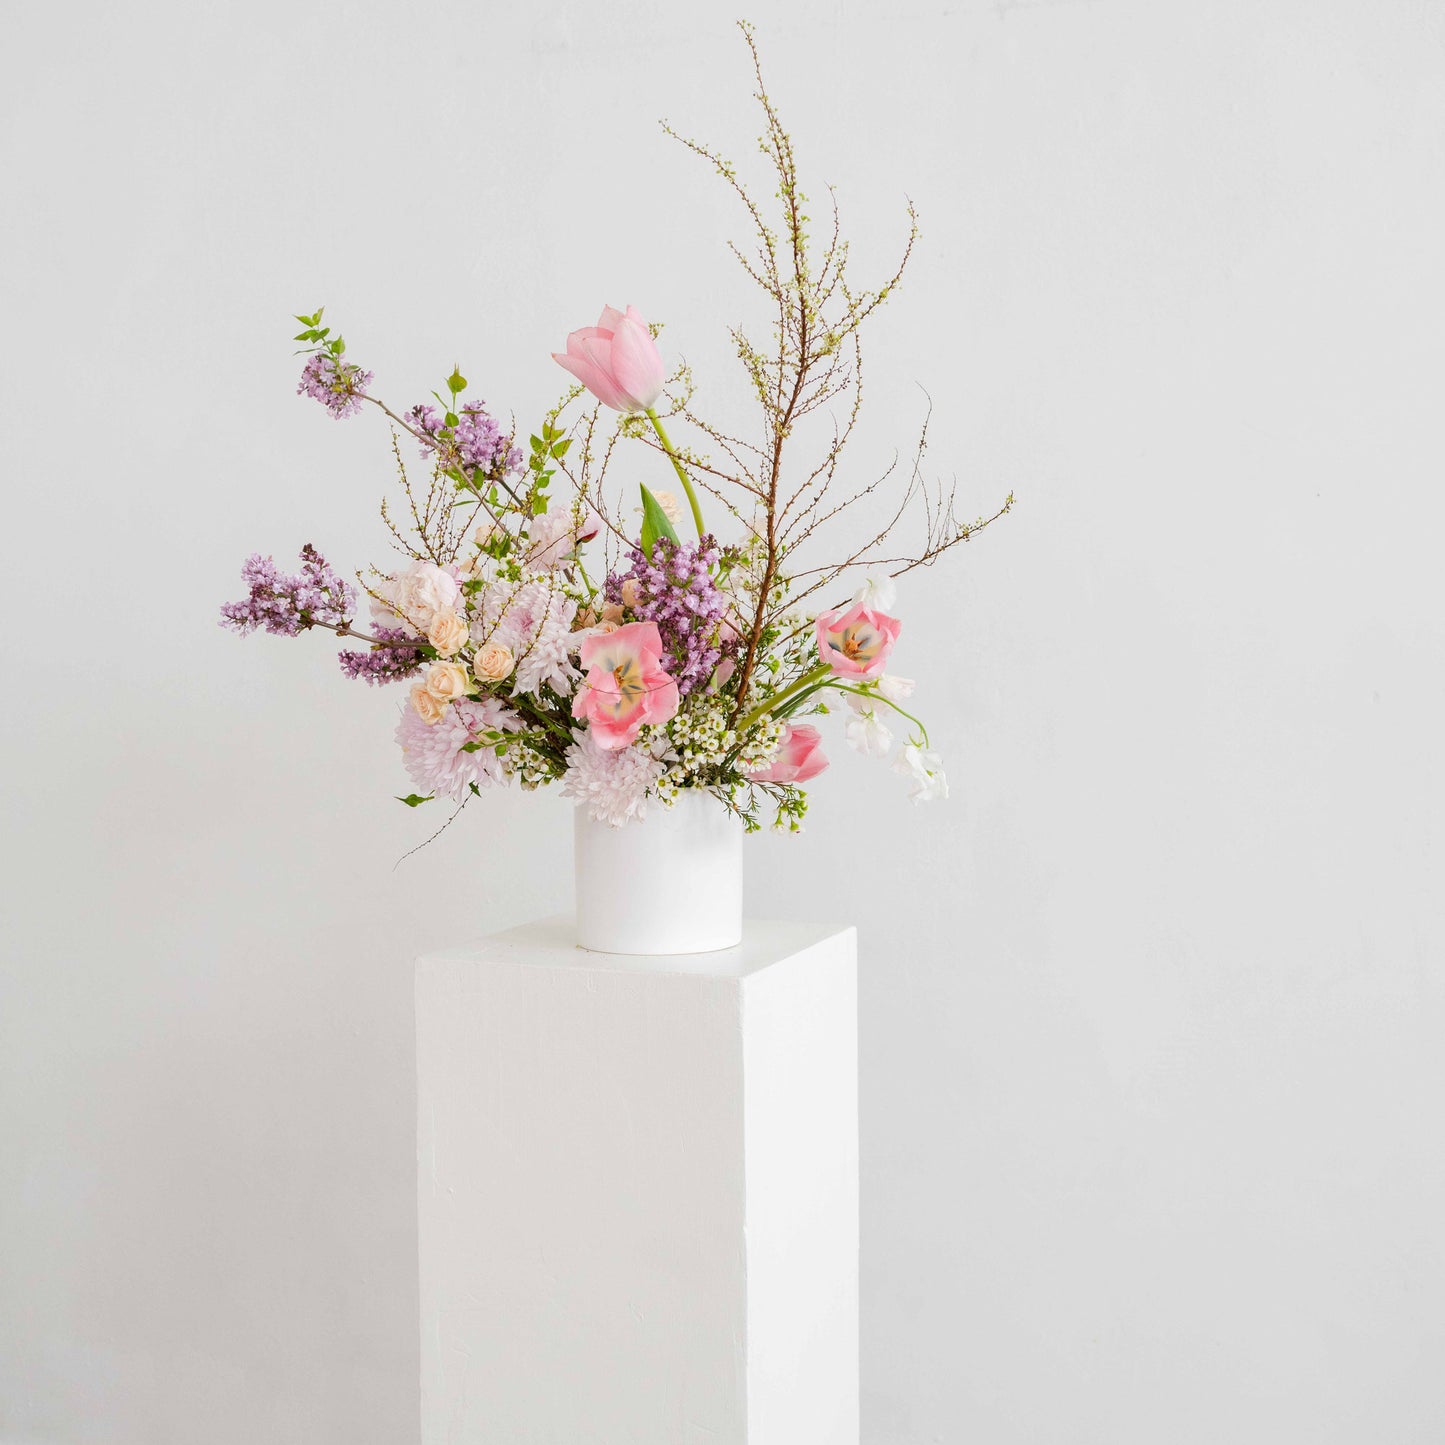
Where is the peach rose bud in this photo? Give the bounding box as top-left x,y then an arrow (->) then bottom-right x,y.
409,682 -> 447,725
424,661 -> 472,701
473,641 -> 515,684
427,610 -> 468,657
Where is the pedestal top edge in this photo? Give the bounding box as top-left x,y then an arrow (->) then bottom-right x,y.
416,915 -> 855,979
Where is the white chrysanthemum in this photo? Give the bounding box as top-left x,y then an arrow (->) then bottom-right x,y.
395,696 -> 520,802
561,730 -> 668,828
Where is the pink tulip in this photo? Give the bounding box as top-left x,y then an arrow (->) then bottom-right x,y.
572,620 -> 680,749
552,305 -> 666,414
748,723 -> 829,784
815,603 -> 901,680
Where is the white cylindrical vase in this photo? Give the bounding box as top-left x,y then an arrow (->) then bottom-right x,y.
574,790 -> 743,955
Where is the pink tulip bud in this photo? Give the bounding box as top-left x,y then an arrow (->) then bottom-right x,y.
748,723 -> 829,784
552,305 -> 666,413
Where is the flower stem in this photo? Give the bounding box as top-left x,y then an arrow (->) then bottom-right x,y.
736,663 -> 832,733
772,679 -> 831,718
329,622 -> 425,649
825,683 -> 931,746
644,407 -> 706,537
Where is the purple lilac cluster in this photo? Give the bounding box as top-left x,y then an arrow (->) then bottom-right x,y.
406,399 -> 523,480
219,545 -> 356,638
297,353 -> 373,419
337,625 -> 423,686
605,536 -> 735,695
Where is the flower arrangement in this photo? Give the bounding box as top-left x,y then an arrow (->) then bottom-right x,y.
221,23 -> 1010,836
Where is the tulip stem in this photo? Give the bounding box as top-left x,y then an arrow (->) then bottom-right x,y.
644,408 -> 706,537
824,683 -> 931,746
736,664 -> 832,733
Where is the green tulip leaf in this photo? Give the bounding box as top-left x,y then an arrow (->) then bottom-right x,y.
639,483 -> 680,555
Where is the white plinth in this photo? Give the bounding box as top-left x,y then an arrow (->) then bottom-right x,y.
415,915 -> 858,1445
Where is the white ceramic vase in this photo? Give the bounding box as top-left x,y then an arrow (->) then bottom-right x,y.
574,789 -> 744,955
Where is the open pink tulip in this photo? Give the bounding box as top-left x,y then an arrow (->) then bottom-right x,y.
572,620 -> 680,749
815,603 -> 901,680
748,722 -> 828,784
552,305 -> 666,414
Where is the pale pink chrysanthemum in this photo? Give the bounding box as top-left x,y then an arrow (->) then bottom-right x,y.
560,729 -> 668,827
395,695 -> 520,802
475,578 -> 579,698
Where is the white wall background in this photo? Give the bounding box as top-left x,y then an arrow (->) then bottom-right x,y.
3,1 -> 1442,1441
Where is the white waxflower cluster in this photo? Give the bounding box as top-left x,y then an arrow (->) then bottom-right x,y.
768,785 -> 809,834
652,697 -> 783,798
735,715 -> 785,776
502,733 -> 558,791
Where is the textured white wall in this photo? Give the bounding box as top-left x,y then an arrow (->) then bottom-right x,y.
2,1 -> 1442,1441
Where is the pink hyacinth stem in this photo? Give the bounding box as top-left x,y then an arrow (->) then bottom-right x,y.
644,408 -> 706,537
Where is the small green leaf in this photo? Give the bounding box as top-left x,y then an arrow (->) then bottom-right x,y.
447,367 -> 467,395
444,412 -> 459,428
396,793 -> 434,807
639,484 -> 680,555
550,439 -> 572,458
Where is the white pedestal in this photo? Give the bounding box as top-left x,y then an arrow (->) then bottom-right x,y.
415,916 -> 858,1445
